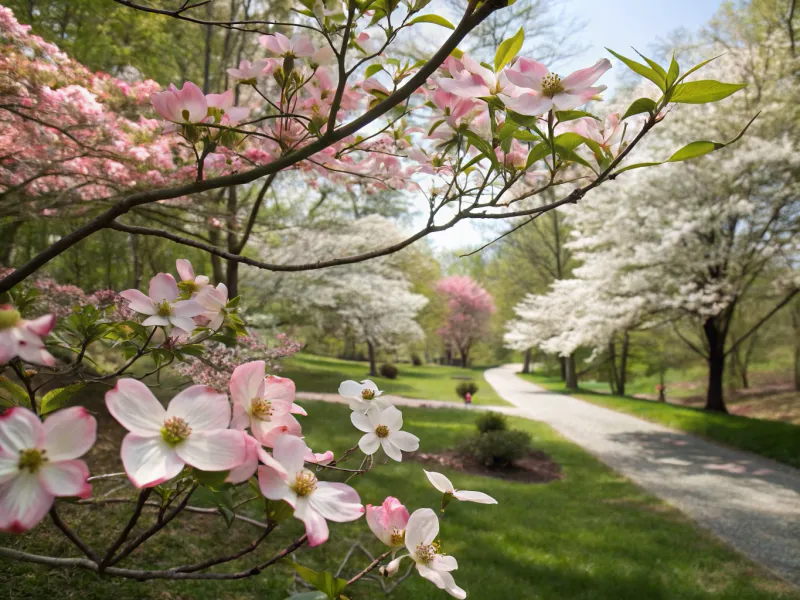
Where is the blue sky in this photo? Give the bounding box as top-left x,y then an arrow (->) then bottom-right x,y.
422,0 -> 724,253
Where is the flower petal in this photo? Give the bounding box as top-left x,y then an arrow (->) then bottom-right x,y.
380,438 -> 402,462
310,481 -> 363,522
142,316 -> 171,327
382,405 -> 403,431
453,490 -> 497,504
358,432 -> 380,455
0,407 -> 44,454
294,497 -> 329,547
433,554 -> 458,571
501,92 -> 553,117
424,470 -> 454,494
25,314 -> 55,337
225,433 -> 260,484
388,430 -> 419,453
560,58 -> 612,92
119,289 -> 155,314
230,360 -> 266,408
0,473 -> 53,533
39,459 -> 91,498
121,434 -> 184,488
175,259 -> 195,281
257,463 -> 293,504
350,411 -> 372,433
172,299 -> 205,318
41,407 -> 96,461
177,81 -> 208,123
175,429 -> 245,471
418,565 -> 466,599
167,385 -> 230,431
251,413 -> 302,447
338,380 -> 363,399
405,507 -> 439,550
149,273 -> 179,303
272,432 -> 308,474
264,375 -> 295,408
105,379 -> 166,435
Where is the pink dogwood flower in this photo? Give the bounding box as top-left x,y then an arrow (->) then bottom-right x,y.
366,496 -> 410,549
230,361 -> 303,446
572,113 -> 625,154
151,81 -> 208,124
225,431 -> 262,484
258,435 -> 363,546
438,54 -> 512,98
196,283 -> 229,331
227,59 -> 273,84
385,508 -> 466,599
259,32 -> 315,58
0,406 -> 96,532
106,379 -> 246,488
0,305 -> 56,367
501,58 -> 611,116
350,405 -> 419,461
176,259 -> 210,296
120,273 -> 204,332
205,89 -> 250,125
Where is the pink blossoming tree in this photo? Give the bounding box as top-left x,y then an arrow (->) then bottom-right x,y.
437,276 -> 496,367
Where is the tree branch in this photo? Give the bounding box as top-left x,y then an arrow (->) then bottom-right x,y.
724,289 -> 798,358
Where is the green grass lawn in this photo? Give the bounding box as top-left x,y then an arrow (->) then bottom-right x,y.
279,353 -> 510,406
2,399 -> 797,599
518,373 -> 800,469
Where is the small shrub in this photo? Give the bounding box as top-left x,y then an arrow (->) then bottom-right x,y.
464,429 -> 531,469
456,380 -> 479,399
475,411 -> 507,434
411,354 -> 423,366
379,363 -> 399,379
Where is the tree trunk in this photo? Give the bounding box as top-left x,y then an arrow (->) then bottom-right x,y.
618,332 -> 629,396
607,341 -> 619,394
559,356 -> 566,381
0,220 -> 22,266
225,187 -> 239,298
792,305 -> 800,391
367,340 -> 377,377
658,369 -> 666,402
459,347 -> 469,368
129,232 -> 141,289
521,348 -> 532,374
703,317 -> 728,413
564,354 -> 578,390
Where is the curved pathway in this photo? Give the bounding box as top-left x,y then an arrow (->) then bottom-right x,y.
484,364 -> 800,586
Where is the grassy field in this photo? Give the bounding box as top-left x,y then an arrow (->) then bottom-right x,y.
279,353 -> 510,406
2,398 -> 798,600
518,373 -> 800,469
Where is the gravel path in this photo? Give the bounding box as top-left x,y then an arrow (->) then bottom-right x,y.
484,364 -> 800,586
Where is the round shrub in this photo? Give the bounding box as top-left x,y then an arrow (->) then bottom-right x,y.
475,411 -> 506,434
456,380 -> 479,399
411,354 -> 423,366
466,429 -> 531,469
379,363 -> 399,379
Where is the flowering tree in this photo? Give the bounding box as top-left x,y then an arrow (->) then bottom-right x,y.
0,0 -> 763,594
436,275 -> 495,367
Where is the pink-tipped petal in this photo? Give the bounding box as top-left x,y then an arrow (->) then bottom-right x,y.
291,36 -> 315,57
177,81 -> 208,122
501,92 -> 553,116
309,481 -> 363,523
149,273 -> 179,303
120,434 -> 184,488
42,407 -> 96,461
119,289 -> 156,314
257,463 -> 292,503
39,459 -> 90,498
151,90 -> 182,122
105,379 -> 166,435
225,433 -> 260,484
0,473 -> 53,533
175,429 -> 245,471
0,408 -> 44,454
289,402 -> 307,416
25,314 -> 55,337
167,385 -> 230,431
561,58 -> 612,91
294,499 -> 329,547
230,360 -> 266,407
205,89 -> 233,110
272,433 -> 308,474
175,259 -> 195,281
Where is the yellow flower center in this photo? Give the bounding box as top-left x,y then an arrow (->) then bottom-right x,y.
390,527 -> 405,546
251,397 -> 273,420
541,73 -> 564,97
0,308 -> 21,330
178,280 -> 199,294
375,424 -> 390,438
292,469 -> 318,497
156,300 -> 173,317
415,542 -> 439,564
361,389 -> 375,400
18,448 -> 47,473
161,416 -> 192,446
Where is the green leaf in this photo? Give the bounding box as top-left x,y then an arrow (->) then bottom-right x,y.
633,49 -> 667,90
670,80 -> 746,104
364,64 -> 384,78
606,48 -> 665,90
407,14 -> 455,29
192,469 -> 231,489
40,383 -> 84,416
462,130 -> 498,166
497,122 -> 519,142
553,132 -> 585,151
678,54 -> 723,83
0,377 -> 31,408
285,561 -> 349,599
525,142 -> 551,168
614,112 -> 759,174
494,27 -> 524,72
506,110 -> 539,128
621,97 -> 656,121
666,54 -> 679,88
555,110 -> 598,123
